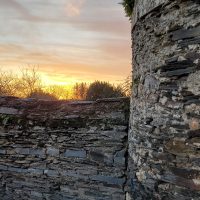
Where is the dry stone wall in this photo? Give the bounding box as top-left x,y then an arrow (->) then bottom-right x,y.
129,0 -> 200,199
0,96 -> 129,200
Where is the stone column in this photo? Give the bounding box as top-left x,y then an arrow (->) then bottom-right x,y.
128,0 -> 200,199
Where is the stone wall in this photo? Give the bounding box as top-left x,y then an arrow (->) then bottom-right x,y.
0,96 -> 129,200
129,0 -> 200,199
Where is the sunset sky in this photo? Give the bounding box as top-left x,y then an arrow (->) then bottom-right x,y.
0,0 -> 131,86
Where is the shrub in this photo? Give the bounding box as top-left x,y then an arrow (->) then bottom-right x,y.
28,90 -> 57,101
86,81 -> 124,101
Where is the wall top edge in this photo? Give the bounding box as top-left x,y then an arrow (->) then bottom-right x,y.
0,96 -> 130,106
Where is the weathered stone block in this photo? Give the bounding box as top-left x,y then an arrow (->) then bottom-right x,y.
28,168 -> 44,175
29,149 -> 45,157
114,157 -> 125,167
0,165 -> 8,171
44,169 -> 59,177
60,170 -> 89,180
90,175 -> 126,186
15,148 -> 30,155
171,26 -> 200,41
8,167 -> 28,173
64,150 -> 86,158
30,191 -> 43,198
0,149 -> 6,154
46,147 -> 59,157
0,107 -> 18,115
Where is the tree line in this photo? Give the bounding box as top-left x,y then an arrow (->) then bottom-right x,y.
0,67 -> 131,101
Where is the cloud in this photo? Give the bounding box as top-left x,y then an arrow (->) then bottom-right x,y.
0,0 -> 38,21
0,0 -> 129,37
66,0 -> 86,17
0,0 -> 131,84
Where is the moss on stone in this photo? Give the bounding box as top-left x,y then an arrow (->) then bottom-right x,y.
0,115 -> 13,126
120,0 -> 135,20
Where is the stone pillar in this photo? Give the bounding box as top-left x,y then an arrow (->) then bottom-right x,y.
128,0 -> 200,199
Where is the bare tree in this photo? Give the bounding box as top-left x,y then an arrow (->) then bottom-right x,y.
19,65 -> 42,97
0,70 -> 17,96
73,82 -> 88,100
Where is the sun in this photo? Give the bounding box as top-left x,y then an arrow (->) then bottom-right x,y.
39,72 -> 78,87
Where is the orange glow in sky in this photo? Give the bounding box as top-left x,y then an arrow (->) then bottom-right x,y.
0,0 -> 131,86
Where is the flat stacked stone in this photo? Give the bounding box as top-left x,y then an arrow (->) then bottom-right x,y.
0,96 -> 129,200
128,0 -> 200,199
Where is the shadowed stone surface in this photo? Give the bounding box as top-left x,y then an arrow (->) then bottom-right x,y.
129,0 -> 200,199
0,97 -> 129,200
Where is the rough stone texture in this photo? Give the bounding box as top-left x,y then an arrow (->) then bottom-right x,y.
132,0 -> 166,27
129,0 -> 200,199
0,96 -> 129,200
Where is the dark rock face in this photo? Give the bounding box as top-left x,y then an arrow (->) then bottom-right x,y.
129,0 -> 200,199
0,97 -> 129,200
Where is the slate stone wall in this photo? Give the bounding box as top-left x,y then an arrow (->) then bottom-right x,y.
129,0 -> 200,199
0,96 -> 129,200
